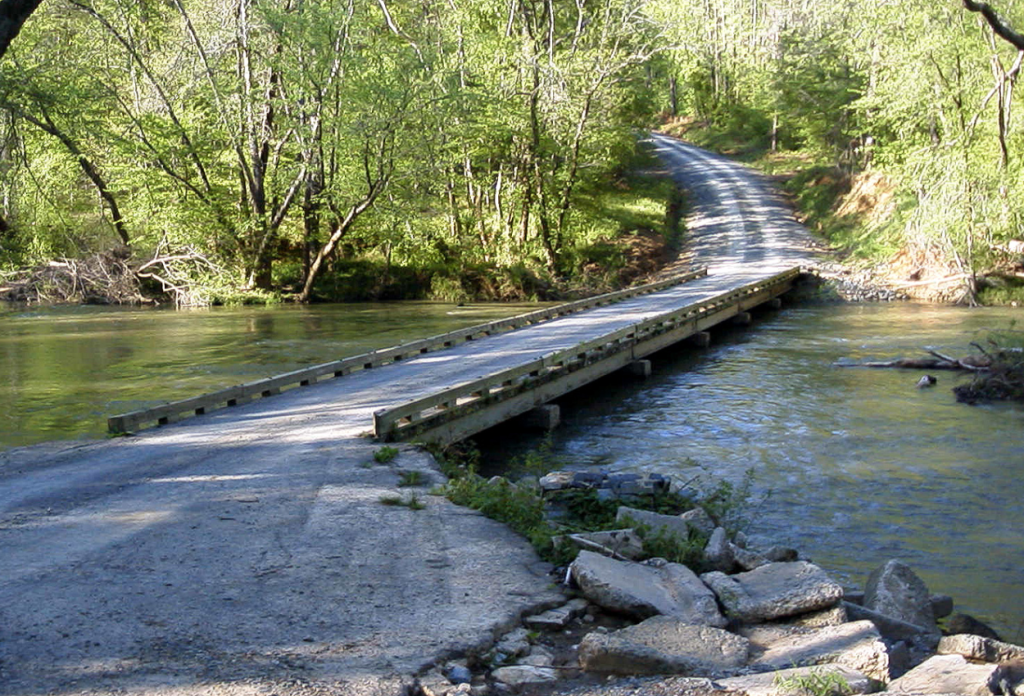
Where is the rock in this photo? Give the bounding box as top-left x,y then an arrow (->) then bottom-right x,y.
887,654 -> 1002,695
537,471 -> 669,497
946,613 -> 1004,641
678,508 -> 716,537
844,590 -> 865,606
764,546 -> 799,563
608,472 -> 670,497
564,529 -> 646,561
863,560 -> 939,635
539,471 -> 575,492
447,664 -> 473,684
704,527 -> 734,572
578,616 -> 749,676
519,646 -> 555,667
488,628 -> 530,666
747,620 -> 890,682
715,665 -> 873,696
930,593 -> 954,619
700,561 -> 843,623
523,598 -> 590,630
570,551 -> 725,625
938,633 -> 1024,663
420,669 -> 458,696
781,604 -> 849,628
733,531 -> 748,549
617,506 -> 709,541
490,665 -> 559,688
731,544 -> 770,571
842,601 -> 939,650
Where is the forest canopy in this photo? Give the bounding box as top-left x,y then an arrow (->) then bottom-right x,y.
0,0 -> 1022,304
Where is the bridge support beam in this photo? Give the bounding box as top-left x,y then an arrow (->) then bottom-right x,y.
733,312 -> 752,326
522,404 -> 560,431
770,297 -> 783,309
627,360 -> 652,378
691,331 -> 712,348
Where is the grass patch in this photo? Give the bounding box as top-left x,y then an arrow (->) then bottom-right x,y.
774,669 -> 852,696
398,470 -> 425,487
379,493 -> 426,510
374,446 -> 399,464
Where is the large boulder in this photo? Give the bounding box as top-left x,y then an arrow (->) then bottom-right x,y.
570,551 -> 725,626
746,620 -> 890,682
701,561 -> 843,623
887,654 -> 1002,695
843,601 -> 940,650
715,665 -> 874,696
578,616 -> 749,676
938,633 -> 1024,663
863,560 -> 939,635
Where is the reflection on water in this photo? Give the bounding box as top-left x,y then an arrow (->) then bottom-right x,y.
477,302 -> 1024,639
0,301 -> 544,450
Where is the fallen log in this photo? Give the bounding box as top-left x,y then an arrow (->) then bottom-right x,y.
849,347 -> 992,371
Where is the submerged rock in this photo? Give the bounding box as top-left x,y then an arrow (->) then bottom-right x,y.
570,550 -> 725,626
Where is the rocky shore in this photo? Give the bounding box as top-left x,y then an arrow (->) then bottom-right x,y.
418,470 -> 1020,696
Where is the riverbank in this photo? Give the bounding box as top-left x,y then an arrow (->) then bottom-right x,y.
417,464 -> 1022,696
660,118 -> 1024,307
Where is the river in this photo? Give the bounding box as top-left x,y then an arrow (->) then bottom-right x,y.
2,299 -> 1022,639
0,300 -> 545,451
475,301 -> 1024,640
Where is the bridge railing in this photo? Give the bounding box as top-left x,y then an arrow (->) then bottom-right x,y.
107,267 -> 708,434
373,267 -> 800,442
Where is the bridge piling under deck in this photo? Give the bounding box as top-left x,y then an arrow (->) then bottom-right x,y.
374,267 -> 801,445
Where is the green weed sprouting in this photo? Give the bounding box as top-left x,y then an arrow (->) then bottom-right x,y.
374,446 -> 399,464
773,668 -> 853,696
379,493 -> 425,510
398,470 -> 425,487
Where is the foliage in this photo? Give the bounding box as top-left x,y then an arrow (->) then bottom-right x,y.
773,669 -> 852,696
0,0 -> 672,303
633,522 -> 709,570
379,493 -> 426,510
374,446 -> 399,464
398,470 -> 425,487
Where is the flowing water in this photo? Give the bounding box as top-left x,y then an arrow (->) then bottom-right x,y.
475,302 -> 1024,639
0,300 -> 545,451
2,299 -> 1022,637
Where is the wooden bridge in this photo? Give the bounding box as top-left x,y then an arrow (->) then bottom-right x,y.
108,134 -> 815,447
108,265 -> 803,446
